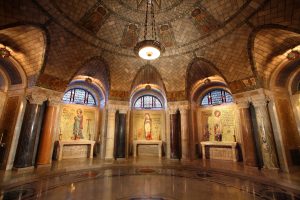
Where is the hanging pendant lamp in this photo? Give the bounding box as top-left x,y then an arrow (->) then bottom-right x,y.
134,0 -> 164,60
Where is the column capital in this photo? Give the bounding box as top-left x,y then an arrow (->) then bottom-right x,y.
48,95 -> 63,106
251,99 -> 269,108
106,100 -> 130,112
235,101 -> 250,109
168,109 -> 177,115
179,108 -> 188,114
26,93 -> 47,105
26,87 -> 63,105
168,101 -> 189,111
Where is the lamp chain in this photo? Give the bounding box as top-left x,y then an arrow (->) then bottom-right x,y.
143,0 -> 157,41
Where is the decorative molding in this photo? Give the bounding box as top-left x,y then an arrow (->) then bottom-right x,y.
106,100 -> 130,112
168,100 -> 189,111
26,86 -> 63,105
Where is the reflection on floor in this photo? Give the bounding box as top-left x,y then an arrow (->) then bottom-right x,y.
0,157 -> 300,200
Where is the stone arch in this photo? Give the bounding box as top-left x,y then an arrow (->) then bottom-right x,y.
248,24 -> 300,89
0,23 -> 48,86
72,56 -> 110,103
186,57 -> 226,99
130,65 -> 167,109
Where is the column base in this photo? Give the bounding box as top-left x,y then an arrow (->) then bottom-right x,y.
104,158 -> 114,163
243,165 -> 259,173
116,158 -> 126,161
261,167 -> 280,176
35,163 -> 51,169
12,166 -> 35,172
180,158 -> 190,163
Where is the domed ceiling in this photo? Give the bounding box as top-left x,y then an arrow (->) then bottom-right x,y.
38,0 -> 256,57
27,0 -> 276,98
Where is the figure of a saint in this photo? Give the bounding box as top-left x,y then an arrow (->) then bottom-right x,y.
73,109 -> 84,139
213,110 -> 222,141
144,113 -> 152,140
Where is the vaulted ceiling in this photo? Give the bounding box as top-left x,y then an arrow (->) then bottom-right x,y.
0,0 -> 299,100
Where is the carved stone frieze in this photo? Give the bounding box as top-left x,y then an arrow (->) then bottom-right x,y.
26,87 -> 63,105
168,100 -> 189,112
106,100 -> 130,113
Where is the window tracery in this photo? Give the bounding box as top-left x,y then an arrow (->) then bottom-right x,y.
201,89 -> 233,106
62,88 -> 96,106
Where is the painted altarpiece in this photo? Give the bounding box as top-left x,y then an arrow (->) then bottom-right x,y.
131,110 -> 165,156
57,104 -> 99,159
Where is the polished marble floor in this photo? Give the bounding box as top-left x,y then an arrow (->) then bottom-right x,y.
0,157 -> 300,200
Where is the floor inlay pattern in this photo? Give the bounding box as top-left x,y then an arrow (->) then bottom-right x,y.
1,166 -> 300,200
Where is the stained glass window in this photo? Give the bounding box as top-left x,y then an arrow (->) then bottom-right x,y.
201,89 -> 233,106
62,88 -> 96,106
134,95 -> 162,109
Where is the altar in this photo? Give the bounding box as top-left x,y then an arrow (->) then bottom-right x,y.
133,140 -> 162,158
57,140 -> 95,160
200,141 -> 238,162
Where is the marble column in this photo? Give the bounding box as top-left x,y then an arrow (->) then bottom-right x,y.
170,109 -> 180,159
36,100 -> 60,165
252,100 -> 279,170
237,102 -> 257,167
100,109 -> 107,159
114,110 -> 126,158
105,108 -> 116,160
13,95 -> 46,168
180,108 -> 189,160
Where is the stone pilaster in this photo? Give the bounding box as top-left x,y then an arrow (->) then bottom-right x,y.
179,108 -> 189,160
235,100 -> 257,167
105,107 -> 116,160
104,100 -> 130,160
252,99 -> 279,170
169,101 -> 190,160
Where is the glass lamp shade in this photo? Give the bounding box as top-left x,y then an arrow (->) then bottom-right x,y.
134,40 -> 164,60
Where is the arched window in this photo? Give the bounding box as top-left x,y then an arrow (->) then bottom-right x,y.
62,88 -> 96,106
201,89 -> 233,106
134,95 -> 162,109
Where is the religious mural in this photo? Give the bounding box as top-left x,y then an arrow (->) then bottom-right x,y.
132,110 -> 163,141
121,24 -> 139,48
59,105 -> 97,141
200,105 -> 237,142
229,77 -> 258,93
166,91 -> 186,102
159,24 -> 175,48
80,5 -> 109,34
191,7 -> 219,35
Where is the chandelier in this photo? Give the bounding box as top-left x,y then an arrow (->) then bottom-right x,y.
134,0 -> 164,60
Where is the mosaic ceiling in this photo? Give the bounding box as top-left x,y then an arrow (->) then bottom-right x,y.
44,0 -> 253,57
1,0 -> 299,97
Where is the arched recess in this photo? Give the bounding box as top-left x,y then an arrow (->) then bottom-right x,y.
248,25 -> 300,89
248,25 -> 300,172
188,73 -> 242,161
55,57 -> 110,158
0,24 -> 48,86
186,57 -> 226,99
72,56 -> 110,104
0,56 -> 28,170
130,64 -> 167,108
268,56 -> 300,171
129,64 -> 167,158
